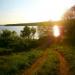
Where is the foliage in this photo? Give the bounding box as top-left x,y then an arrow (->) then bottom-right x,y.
0,30 -> 18,48
0,27 -> 37,52
38,36 -> 52,48
20,26 -> 31,39
34,49 -> 59,75
20,26 -> 36,39
63,19 -> 75,45
33,45 -> 75,75
37,22 -> 52,38
0,49 -> 43,75
31,27 -> 36,39
55,45 -> 75,75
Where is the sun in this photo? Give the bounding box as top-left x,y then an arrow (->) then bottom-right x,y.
0,0 -> 74,24
53,25 -> 60,37
33,0 -> 71,21
44,0 -> 67,21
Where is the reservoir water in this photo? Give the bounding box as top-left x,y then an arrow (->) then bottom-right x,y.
0,26 -> 38,38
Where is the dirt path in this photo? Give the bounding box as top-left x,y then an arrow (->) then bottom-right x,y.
22,49 -> 49,75
54,50 -> 71,75
22,48 -> 71,75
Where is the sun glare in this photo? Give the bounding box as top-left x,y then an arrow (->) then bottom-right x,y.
32,0 -> 71,21
0,0 -> 74,24
53,25 -> 60,37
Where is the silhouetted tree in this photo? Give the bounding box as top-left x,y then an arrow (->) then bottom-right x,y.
0,29 -> 20,49
20,26 -> 31,39
63,19 -> 75,45
63,5 -> 75,20
37,22 -> 53,47
31,27 -> 36,39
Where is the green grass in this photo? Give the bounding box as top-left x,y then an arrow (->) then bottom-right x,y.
0,45 -> 75,75
35,49 -> 59,75
0,49 -> 43,75
56,45 -> 75,75
33,45 -> 75,75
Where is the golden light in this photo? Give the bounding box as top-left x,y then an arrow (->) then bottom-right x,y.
0,0 -> 74,24
53,25 -> 60,37
27,0 -> 71,22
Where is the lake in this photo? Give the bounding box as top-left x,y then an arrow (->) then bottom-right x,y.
0,26 -> 39,39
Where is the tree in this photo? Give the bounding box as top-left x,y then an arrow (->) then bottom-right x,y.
37,22 -> 53,47
63,19 -> 75,45
0,30 -> 13,47
20,26 -> 31,39
63,5 -> 75,20
0,29 -> 20,48
31,27 -> 36,39
62,6 -> 75,45
37,22 -> 52,38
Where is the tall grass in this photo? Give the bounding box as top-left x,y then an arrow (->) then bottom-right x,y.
0,49 -> 43,75
34,49 -> 59,75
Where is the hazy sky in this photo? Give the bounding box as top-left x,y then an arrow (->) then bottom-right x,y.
0,0 -> 75,24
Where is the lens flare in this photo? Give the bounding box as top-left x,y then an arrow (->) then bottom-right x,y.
53,25 -> 60,37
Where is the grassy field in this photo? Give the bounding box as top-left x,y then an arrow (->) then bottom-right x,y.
0,48 -> 43,75
0,45 -> 75,75
57,45 -> 75,75
33,45 -> 75,75
36,49 -> 59,75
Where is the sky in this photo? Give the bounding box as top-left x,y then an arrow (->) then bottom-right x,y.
0,0 -> 75,24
